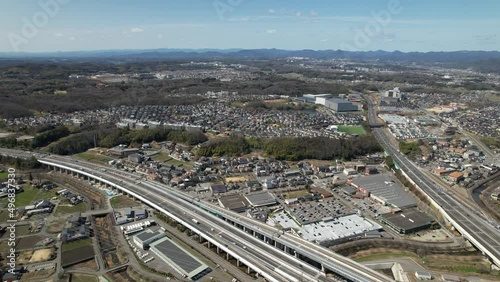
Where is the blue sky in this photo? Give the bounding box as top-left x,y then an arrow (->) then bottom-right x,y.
0,0 -> 499,52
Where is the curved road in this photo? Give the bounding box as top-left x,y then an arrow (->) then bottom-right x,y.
366,97 -> 500,267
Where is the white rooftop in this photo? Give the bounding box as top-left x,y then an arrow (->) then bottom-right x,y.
299,214 -> 382,243
271,211 -> 300,230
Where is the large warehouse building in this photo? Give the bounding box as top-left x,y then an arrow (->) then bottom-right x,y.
380,209 -> 434,234
325,98 -> 359,112
150,236 -> 211,280
133,227 -> 166,249
349,174 -> 417,210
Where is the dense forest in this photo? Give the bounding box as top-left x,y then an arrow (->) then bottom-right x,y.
0,155 -> 40,169
46,126 -> 208,155
197,135 -> 381,161
399,140 -> 422,156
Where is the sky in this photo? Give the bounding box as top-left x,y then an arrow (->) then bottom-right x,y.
0,0 -> 499,53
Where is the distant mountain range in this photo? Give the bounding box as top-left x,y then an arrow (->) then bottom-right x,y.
1,48 -> 500,64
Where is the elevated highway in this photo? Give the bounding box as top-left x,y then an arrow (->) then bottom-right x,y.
38,154 -> 392,282
365,97 -> 500,267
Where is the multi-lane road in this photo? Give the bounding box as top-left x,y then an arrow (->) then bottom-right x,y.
366,97 -> 500,267
37,153 -> 391,282
42,155 -> 318,282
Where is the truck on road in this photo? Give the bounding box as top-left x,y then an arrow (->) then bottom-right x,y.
192,218 -> 199,224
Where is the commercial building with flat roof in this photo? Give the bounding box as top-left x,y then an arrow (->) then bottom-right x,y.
218,194 -> 249,213
245,191 -> 277,207
133,227 -> 166,249
298,214 -> 382,246
380,209 -> 433,234
150,236 -> 210,280
325,98 -> 359,112
349,174 -> 417,210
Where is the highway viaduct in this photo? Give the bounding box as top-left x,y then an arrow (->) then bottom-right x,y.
39,156 -> 392,282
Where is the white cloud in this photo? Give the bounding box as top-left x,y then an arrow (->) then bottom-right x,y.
157,34 -> 163,39
227,16 -> 250,22
68,36 -> 76,41
320,39 -> 329,42
296,11 -> 301,17
310,10 -> 319,17
54,32 -> 64,37
268,9 -> 275,14
267,29 -> 277,34
130,27 -> 144,33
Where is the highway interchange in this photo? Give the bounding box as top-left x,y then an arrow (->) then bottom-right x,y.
366,97 -> 500,268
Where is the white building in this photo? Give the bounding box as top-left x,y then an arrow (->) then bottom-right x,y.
383,87 -> 402,99
343,168 -> 357,176
415,271 -> 432,280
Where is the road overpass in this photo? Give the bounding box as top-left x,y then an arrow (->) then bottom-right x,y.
365,97 -> 500,268
37,154 -> 391,282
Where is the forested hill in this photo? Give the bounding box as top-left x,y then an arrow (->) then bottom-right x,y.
2,49 -> 500,64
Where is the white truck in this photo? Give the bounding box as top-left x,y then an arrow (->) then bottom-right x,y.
192,218 -> 199,224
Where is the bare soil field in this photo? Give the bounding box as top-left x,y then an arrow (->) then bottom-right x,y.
224,175 -> 249,183
46,216 -> 68,233
30,248 -> 55,263
17,248 -> 55,264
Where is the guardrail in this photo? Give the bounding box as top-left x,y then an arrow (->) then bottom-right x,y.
396,160 -> 500,267
40,158 -> 390,282
38,159 -> 283,282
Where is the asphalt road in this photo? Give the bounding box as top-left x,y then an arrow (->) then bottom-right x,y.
40,154 -> 391,282
41,156 -> 332,282
365,97 -> 500,267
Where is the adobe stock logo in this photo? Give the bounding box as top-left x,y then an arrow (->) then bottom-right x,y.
7,0 -> 70,52
341,0 -> 409,50
213,0 -> 244,21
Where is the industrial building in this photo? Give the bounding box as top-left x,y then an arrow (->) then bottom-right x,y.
302,94 -> 333,105
349,174 -> 417,210
123,207 -> 148,220
218,194 -> 250,213
133,227 -> 166,249
150,236 -> 211,280
325,98 -> 359,112
380,209 -> 433,234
